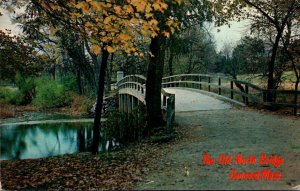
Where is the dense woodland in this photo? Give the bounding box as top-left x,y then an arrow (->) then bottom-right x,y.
0,0 -> 300,152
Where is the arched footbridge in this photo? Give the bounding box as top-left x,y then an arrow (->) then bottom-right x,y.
116,74 -> 300,118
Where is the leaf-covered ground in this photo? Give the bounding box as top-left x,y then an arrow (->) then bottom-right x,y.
2,106 -> 299,190
135,107 -> 300,190
0,141 -> 171,190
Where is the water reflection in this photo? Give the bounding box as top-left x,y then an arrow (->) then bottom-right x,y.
0,122 -> 116,160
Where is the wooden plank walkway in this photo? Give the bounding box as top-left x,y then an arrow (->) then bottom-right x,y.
163,88 -> 232,112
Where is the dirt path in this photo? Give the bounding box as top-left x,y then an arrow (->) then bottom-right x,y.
135,107 -> 300,190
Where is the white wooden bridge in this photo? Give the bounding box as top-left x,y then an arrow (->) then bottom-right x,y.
116,73 -> 299,116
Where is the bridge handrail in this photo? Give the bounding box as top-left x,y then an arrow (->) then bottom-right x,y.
162,73 -> 299,114
163,74 -> 264,91
117,75 -> 146,87
118,81 -> 146,95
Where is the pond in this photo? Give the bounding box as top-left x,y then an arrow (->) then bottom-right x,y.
0,120 -> 118,160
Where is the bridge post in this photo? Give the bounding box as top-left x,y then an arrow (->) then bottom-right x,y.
293,92 -> 298,115
218,78 -> 221,95
122,94 -> 126,113
262,90 -> 267,102
163,95 -> 167,106
127,95 -> 132,113
245,85 -> 249,105
230,81 -> 234,99
125,95 -> 128,113
119,94 -> 122,112
131,96 -> 136,111
117,71 -> 124,83
166,96 -> 175,133
199,76 -> 202,90
208,77 -> 211,92
119,94 -> 123,112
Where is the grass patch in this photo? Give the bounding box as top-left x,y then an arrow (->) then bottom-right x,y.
237,71 -> 298,90
290,144 -> 300,150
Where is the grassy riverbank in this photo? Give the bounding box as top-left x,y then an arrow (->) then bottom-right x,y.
0,102 -> 93,124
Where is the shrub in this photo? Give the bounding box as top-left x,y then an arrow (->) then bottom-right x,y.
33,76 -> 74,108
60,75 -> 78,92
15,74 -> 36,105
0,73 -> 36,105
0,86 -> 23,105
70,94 -> 95,114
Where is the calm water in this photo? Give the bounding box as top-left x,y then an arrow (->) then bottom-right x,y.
0,121 -> 117,160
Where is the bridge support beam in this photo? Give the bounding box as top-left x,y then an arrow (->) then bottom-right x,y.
119,94 -> 144,113
120,94 -> 126,113
119,94 -> 122,112
132,96 -> 138,110
131,96 -> 135,111
122,94 -> 126,113
126,94 -> 131,113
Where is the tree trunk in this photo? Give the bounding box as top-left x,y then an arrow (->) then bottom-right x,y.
168,51 -> 174,76
145,35 -> 166,132
91,49 -> 109,155
76,68 -> 83,95
187,55 -> 193,74
291,59 -> 299,115
92,55 -> 101,93
267,30 -> 283,102
77,128 -> 85,152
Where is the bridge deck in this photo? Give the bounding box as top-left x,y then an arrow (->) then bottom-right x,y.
163,88 -> 232,112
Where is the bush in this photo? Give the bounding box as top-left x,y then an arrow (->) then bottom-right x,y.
60,75 -> 78,92
0,74 -> 36,105
70,94 -> 95,114
33,76 -> 74,108
0,86 -> 23,105
15,74 -> 36,105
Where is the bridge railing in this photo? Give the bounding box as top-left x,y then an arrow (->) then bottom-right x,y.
117,75 -> 176,129
117,75 -> 146,99
118,82 -> 146,96
117,75 -> 146,113
117,75 -> 146,87
161,89 -> 175,133
162,74 -> 299,114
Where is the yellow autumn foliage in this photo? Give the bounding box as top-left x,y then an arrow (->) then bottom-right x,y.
44,0 -> 182,55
